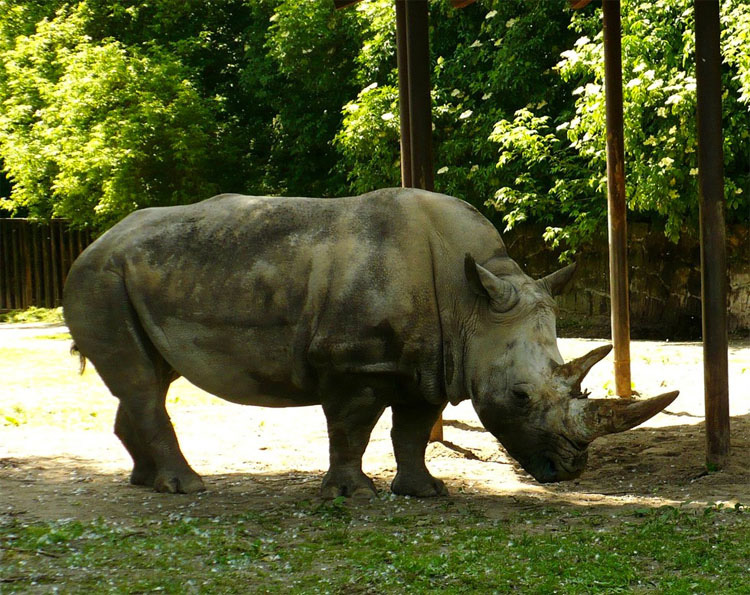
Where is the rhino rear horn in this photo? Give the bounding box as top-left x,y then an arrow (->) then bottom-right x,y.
554,344 -> 613,396
538,263 -> 577,296
574,390 -> 680,442
464,254 -> 519,313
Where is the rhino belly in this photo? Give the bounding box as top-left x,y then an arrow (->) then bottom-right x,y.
141,316 -> 318,407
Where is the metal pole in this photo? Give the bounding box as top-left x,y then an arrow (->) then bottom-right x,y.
395,0 -> 412,187
404,0 -> 434,191
694,0 -> 730,468
602,0 -> 632,398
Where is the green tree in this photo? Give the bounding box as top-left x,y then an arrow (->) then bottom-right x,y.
0,4 -> 218,227
0,0 -> 366,227
1,0 -> 746,242
490,0 -> 750,254
259,0 -> 367,197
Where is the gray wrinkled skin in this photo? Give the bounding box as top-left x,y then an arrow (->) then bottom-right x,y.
63,188 -> 674,497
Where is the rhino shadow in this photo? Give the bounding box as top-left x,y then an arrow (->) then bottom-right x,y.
2,415 -> 748,525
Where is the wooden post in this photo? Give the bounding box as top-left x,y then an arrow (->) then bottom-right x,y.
395,0 -> 412,188
12,222 -> 21,309
42,224 -> 52,307
32,225 -> 42,306
21,222 -> 32,308
403,0 -> 435,192
694,0 -> 730,469
49,221 -> 60,307
404,0 -> 442,441
602,0 -> 632,398
337,0 -> 477,441
0,221 -> 9,308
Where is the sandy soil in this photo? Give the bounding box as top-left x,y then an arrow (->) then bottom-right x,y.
1,323 -> 749,524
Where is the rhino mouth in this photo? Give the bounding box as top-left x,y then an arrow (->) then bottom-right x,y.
531,457 -> 564,484
474,409 -> 589,483
515,444 -> 589,484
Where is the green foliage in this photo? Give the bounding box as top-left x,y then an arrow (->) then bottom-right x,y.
0,0 -> 365,227
336,82 -> 402,194
491,0 -> 750,251
336,0 -> 577,219
261,0 -> 366,197
489,107 -> 601,258
0,306 -> 63,323
0,3 -> 224,226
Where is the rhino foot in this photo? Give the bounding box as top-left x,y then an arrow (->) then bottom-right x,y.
391,471 -> 448,498
129,464 -> 156,487
153,470 -> 206,494
320,469 -> 378,500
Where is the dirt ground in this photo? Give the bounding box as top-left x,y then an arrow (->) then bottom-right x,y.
2,323 -> 750,525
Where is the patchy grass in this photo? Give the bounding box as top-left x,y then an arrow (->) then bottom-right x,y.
31,332 -> 72,341
1,502 -> 748,593
0,329 -> 214,430
0,307 -> 64,324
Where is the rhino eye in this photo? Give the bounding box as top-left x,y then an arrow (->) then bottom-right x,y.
512,384 -> 532,402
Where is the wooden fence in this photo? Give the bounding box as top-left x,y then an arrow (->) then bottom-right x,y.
0,219 -> 93,311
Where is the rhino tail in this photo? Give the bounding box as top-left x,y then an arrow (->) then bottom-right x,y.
70,343 -> 86,375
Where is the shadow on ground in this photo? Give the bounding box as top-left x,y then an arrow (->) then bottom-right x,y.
3,415 -> 748,526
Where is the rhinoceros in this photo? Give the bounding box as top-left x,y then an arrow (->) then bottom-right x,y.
63,188 -> 677,497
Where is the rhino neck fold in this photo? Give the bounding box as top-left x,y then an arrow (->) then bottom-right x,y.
442,333 -> 470,405
421,196 -> 508,406
435,292 -> 473,405
426,241 -> 470,406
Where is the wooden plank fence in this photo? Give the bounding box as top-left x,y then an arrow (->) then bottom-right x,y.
0,219 -> 93,311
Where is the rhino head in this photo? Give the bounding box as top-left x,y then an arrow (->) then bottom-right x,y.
461,254 -> 678,483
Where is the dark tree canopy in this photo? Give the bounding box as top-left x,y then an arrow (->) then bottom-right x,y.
0,0 -> 747,252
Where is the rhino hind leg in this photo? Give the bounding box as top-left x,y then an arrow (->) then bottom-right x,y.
106,352 -> 203,494
114,403 -> 156,486
390,403 -> 448,497
66,273 -> 204,494
321,386 -> 386,499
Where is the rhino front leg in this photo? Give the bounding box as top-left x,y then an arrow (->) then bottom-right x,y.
390,403 -> 448,497
321,386 -> 386,499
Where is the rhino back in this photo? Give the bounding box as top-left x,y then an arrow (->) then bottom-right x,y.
68,189 -> 454,405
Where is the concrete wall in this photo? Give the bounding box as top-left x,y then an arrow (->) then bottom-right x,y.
502,224 -> 750,340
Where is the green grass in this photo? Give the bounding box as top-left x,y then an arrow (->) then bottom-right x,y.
1,503 -> 748,593
0,306 -> 64,324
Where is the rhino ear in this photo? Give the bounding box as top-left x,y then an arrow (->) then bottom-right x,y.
464,253 -> 519,312
538,263 -> 577,296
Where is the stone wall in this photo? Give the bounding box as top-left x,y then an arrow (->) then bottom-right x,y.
502,224 -> 750,340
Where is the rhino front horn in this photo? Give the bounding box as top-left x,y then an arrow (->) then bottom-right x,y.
573,390 -> 680,442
